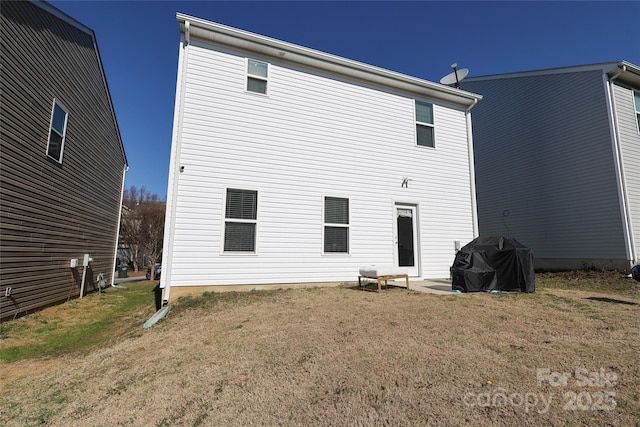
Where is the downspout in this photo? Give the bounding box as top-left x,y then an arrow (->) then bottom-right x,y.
111,164 -> 128,287
465,98 -> 479,237
605,65 -> 637,264
160,20 -> 191,303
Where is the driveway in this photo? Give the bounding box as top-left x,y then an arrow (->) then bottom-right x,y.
114,276 -> 148,285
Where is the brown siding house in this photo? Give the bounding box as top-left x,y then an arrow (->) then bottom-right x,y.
0,1 -> 127,320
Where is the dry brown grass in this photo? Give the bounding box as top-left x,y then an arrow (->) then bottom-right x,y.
1,272 -> 639,426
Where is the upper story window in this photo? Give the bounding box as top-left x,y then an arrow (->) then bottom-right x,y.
246,59 -> 268,95
47,99 -> 68,163
224,188 -> 258,252
415,100 -> 434,148
634,91 -> 640,133
324,196 -> 349,254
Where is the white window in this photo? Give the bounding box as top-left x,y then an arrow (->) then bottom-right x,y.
246,59 -> 268,95
324,196 -> 349,253
224,188 -> 258,252
634,91 -> 640,133
415,100 -> 435,148
47,99 -> 68,162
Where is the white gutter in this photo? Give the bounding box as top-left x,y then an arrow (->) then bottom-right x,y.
176,13 -> 481,109
605,65 -> 637,264
160,23 -> 191,303
465,99 -> 479,237
111,164 -> 128,286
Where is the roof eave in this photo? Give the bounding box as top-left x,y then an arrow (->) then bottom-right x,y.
176,13 -> 481,108
466,61 -> 640,89
607,61 -> 640,88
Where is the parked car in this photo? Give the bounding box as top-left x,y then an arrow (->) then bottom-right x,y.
146,264 -> 161,280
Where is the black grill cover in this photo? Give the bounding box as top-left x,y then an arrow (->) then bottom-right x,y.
451,236 -> 535,292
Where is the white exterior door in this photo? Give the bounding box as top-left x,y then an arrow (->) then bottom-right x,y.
395,205 -> 419,276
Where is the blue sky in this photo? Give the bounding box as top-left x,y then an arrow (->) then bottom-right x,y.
50,1 -> 640,200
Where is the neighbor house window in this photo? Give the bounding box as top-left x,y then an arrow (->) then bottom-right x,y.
47,99 -> 68,162
246,59 -> 268,95
324,197 -> 349,253
635,91 -> 640,133
415,100 -> 434,148
224,188 -> 258,252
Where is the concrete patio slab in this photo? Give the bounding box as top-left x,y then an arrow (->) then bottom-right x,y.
407,278 -> 459,295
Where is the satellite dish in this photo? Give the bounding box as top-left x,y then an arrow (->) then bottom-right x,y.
439,63 -> 469,88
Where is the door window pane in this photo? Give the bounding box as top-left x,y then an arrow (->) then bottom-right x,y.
397,209 -> 415,267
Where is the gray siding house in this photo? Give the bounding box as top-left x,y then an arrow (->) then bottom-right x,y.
0,1 -> 127,320
463,62 -> 640,271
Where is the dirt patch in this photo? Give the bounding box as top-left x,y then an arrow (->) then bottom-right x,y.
0,358 -> 63,385
1,274 -> 639,426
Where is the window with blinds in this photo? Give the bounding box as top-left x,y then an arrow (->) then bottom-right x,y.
324,196 -> 349,253
415,100 -> 435,148
224,188 -> 257,252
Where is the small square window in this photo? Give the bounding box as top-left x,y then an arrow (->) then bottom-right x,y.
246,59 -> 268,95
47,100 -> 68,162
415,100 -> 435,148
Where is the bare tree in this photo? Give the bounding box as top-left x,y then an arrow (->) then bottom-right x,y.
137,198 -> 165,277
119,186 -> 165,273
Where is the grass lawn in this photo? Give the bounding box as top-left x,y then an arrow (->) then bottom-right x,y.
1,272 -> 639,426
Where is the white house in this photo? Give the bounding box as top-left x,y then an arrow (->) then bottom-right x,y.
463,62 -> 640,271
160,13 -> 482,302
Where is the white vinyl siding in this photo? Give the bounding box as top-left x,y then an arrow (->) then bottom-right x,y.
324,196 -> 349,254
224,188 -> 257,252
46,99 -> 68,163
415,100 -> 435,147
164,39 -> 476,286
246,59 -> 268,95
